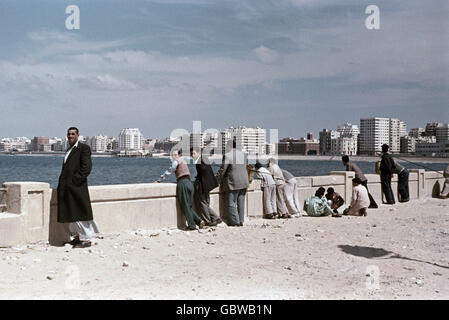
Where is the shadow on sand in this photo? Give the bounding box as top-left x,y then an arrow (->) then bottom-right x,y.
338,245 -> 449,270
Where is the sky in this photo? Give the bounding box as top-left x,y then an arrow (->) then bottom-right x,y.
0,0 -> 448,139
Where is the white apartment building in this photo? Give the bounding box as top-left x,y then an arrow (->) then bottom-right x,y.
337,123 -> 360,138
90,135 -> 108,153
359,117 -> 407,155
225,126 -> 266,155
119,128 -> 144,151
331,136 -> 358,156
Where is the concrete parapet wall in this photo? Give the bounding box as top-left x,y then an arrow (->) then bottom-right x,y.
0,169 -> 446,246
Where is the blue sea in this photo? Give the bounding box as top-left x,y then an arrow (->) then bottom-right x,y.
0,154 -> 447,189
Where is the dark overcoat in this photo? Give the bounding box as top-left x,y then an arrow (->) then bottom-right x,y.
195,158 -> 219,195
57,142 -> 93,223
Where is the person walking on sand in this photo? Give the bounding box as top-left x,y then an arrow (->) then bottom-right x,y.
156,149 -> 205,231
57,127 -> 99,248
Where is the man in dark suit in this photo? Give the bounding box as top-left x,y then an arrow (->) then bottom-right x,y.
190,147 -> 222,226
57,127 -> 99,248
380,144 -> 396,204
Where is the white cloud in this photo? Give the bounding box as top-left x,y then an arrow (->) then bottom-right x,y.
253,45 -> 282,65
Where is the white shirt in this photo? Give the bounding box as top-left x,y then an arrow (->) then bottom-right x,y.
64,140 -> 79,164
351,184 -> 370,209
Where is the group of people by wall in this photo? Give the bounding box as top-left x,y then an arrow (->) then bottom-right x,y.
56,127 -> 449,249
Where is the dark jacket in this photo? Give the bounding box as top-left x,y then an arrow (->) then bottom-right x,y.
380,153 -> 395,176
195,157 -> 219,194
57,142 -> 93,223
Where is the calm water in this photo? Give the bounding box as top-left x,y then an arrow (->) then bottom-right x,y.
0,154 -> 447,189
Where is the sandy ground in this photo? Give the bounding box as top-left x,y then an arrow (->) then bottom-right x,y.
0,198 -> 448,300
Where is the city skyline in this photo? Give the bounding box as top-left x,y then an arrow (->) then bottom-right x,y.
0,1 -> 448,139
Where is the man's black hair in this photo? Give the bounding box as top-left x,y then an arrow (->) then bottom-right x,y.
382,144 -> 389,153
68,127 -> 79,134
342,155 -> 349,163
327,187 -> 334,194
352,177 -> 362,185
255,162 -> 262,169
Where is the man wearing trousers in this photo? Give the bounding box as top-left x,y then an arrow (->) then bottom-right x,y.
281,169 -> 301,217
216,140 -> 249,227
254,162 -> 277,219
392,160 -> 409,202
380,144 -> 396,204
342,155 -> 378,208
57,127 -> 99,248
267,158 -> 290,218
156,149 -> 205,231
190,147 -> 222,226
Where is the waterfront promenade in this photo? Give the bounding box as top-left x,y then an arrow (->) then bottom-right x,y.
0,197 -> 448,299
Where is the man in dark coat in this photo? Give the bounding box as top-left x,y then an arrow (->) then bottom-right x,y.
380,144 -> 396,204
190,147 -> 222,226
57,127 -> 99,248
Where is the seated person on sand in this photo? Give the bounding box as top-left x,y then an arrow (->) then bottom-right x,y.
325,187 -> 344,214
343,178 -> 370,216
305,187 -> 335,217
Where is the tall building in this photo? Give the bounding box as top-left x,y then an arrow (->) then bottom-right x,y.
331,136 -> 358,156
409,128 -> 425,138
32,136 -> 50,152
359,118 -> 407,155
425,122 -> 442,137
223,126 -> 266,155
400,136 -> 416,154
119,128 -> 144,151
319,129 -> 339,155
436,124 -> 449,143
89,135 -> 108,153
337,123 -> 360,138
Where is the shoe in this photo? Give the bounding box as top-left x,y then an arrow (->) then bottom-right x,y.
72,241 -> 91,248
199,221 -> 206,229
399,198 -> 409,203
214,218 -> 223,225
368,204 -> 378,209
263,213 -> 274,219
238,222 -> 243,227
386,201 -> 395,205
69,238 -> 81,246
332,212 -> 342,218
281,214 -> 291,219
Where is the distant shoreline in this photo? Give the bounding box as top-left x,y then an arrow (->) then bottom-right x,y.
276,154 -> 449,164
1,152 -> 447,164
